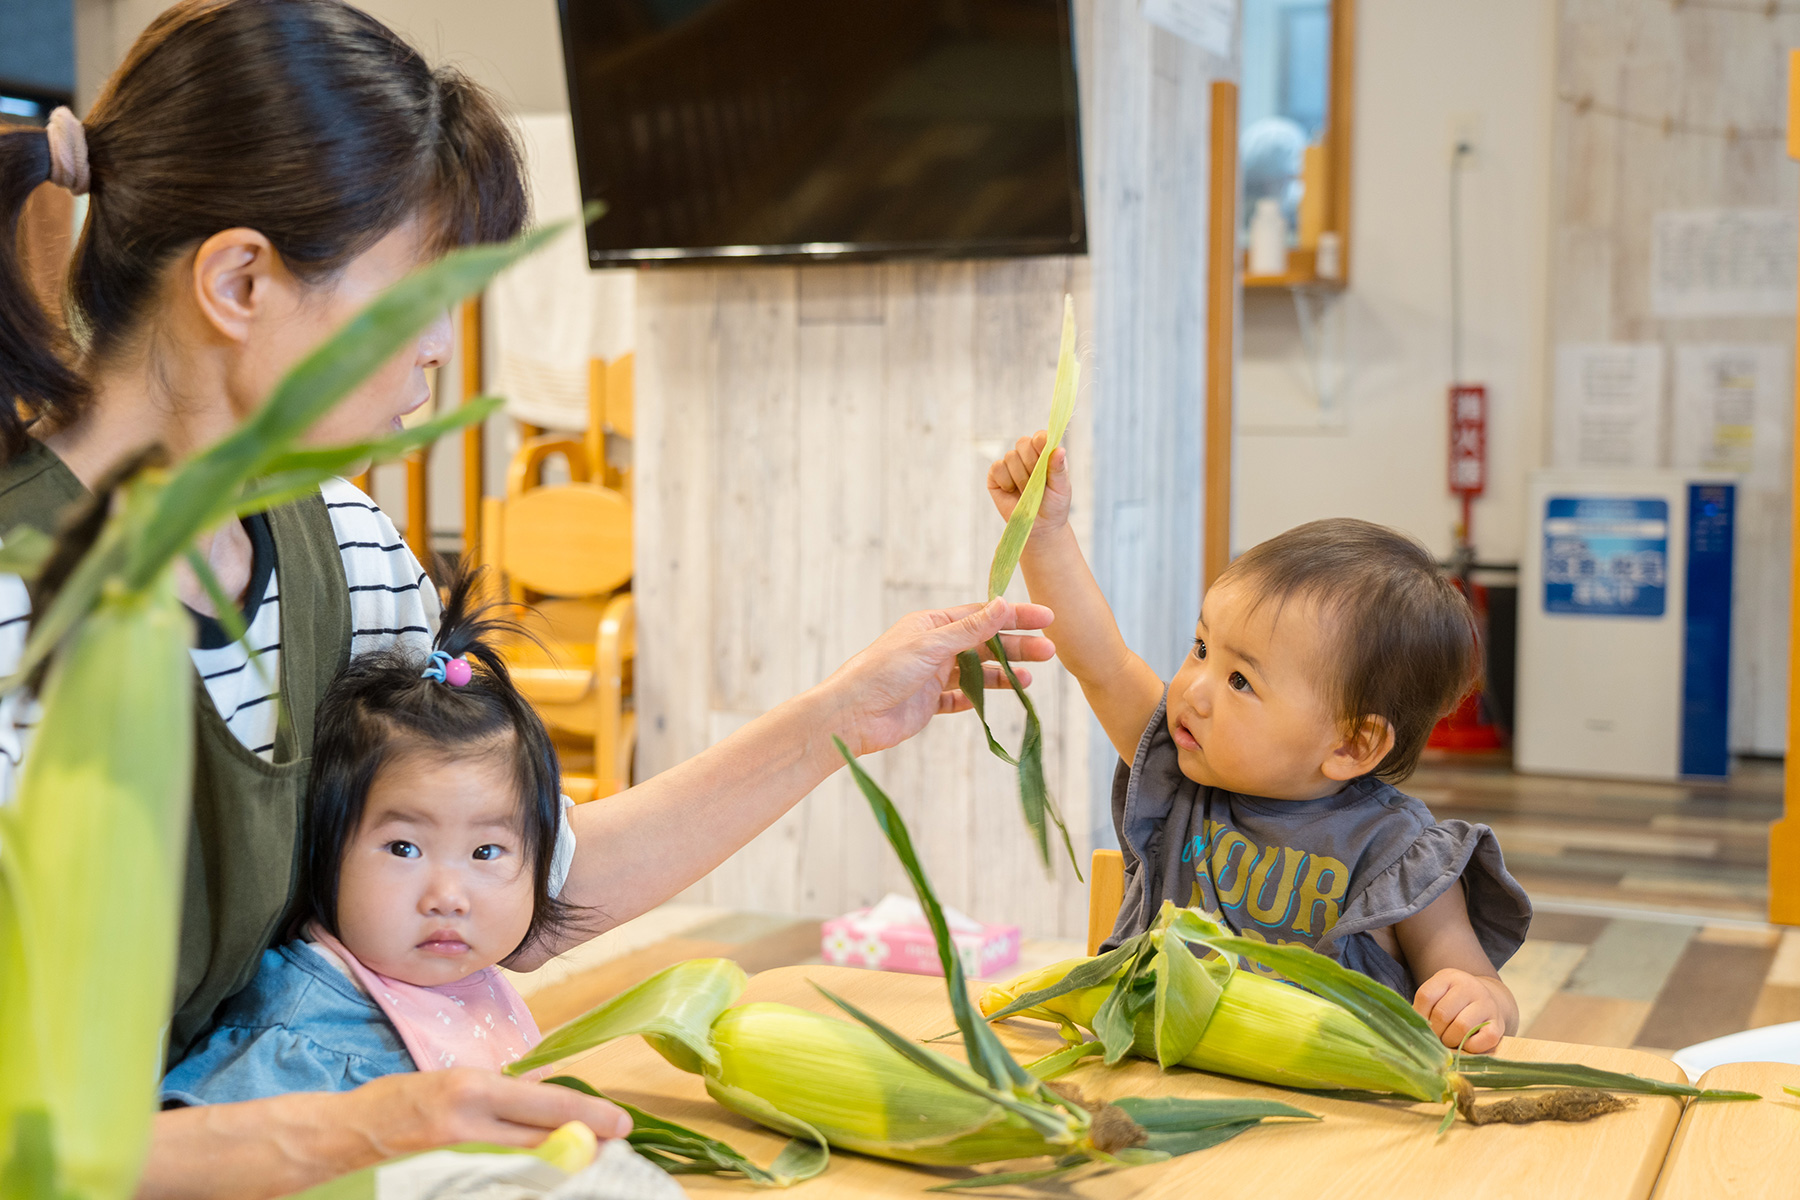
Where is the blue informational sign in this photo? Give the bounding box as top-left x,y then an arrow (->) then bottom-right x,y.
1542,497 -> 1669,617
1681,484 -> 1734,777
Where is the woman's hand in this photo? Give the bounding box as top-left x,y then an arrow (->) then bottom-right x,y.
140,1071 -> 632,1200
987,431 -> 1071,533
822,597 -> 1055,758
1412,968 -> 1510,1054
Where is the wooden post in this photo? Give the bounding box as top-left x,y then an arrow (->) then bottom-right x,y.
403,450 -> 430,566
1771,49 -> 1800,926
1204,80 -> 1239,591
460,298 -> 485,560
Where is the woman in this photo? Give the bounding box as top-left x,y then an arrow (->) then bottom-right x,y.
0,2 -> 1054,1195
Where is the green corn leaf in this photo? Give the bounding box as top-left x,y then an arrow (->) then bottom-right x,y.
1454,1055 -> 1759,1101
1200,934 -> 1450,1077
1109,1095 -> 1317,1131
506,957 -> 746,1077
982,935 -> 1147,1023
955,649 -> 1017,766
234,397 -> 504,517
834,738 -> 1043,1099
986,295 -> 1079,602
927,1157 -> 1087,1192
1152,932 -> 1224,1069
1024,1040 -> 1106,1080
956,295 -> 1082,875
1110,1096 -> 1316,1159
1784,1085 -> 1800,1098
1090,943 -> 1157,1065
698,1077 -> 832,1182
544,1075 -> 821,1187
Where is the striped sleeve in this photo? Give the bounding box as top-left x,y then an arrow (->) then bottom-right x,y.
0,565 -> 34,808
318,477 -> 440,659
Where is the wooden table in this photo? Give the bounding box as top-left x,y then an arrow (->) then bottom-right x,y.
563,965 -> 1693,1198
1652,1062 -> 1800,1198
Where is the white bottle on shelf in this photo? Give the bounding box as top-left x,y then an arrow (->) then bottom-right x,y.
1248,197 -> 1289,278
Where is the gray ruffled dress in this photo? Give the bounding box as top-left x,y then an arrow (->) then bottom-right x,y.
1105,697 -> 1531,997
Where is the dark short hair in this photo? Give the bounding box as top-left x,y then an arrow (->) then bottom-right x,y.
1216,518 -> 1478,782
0,0 -> 526,458
293,565 -> 576,960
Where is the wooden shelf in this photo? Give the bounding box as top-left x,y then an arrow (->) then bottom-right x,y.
1242,246 -> 1346,290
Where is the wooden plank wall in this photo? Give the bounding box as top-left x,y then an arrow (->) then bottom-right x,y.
1550,0 -> 1800,754
632,3 -> 1222,938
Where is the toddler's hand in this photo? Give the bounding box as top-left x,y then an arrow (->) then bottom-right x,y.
1413,968 -> 1507,1054
987,432 -> 1071,534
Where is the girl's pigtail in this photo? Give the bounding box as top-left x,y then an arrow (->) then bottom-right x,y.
0,127 -> 87,458
429,558 -> 532,687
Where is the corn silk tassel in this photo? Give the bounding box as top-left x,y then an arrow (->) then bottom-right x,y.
957,296 -> 1081,877
979,902 -> 1760,1128
0,218 -> 572,1200
503,741 -> 1317,1191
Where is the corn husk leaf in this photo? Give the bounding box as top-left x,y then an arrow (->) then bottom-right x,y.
545,1074 -> 826,1186
835,737 -> 1046,1101
954,294 -> 1081,875
507,957 -> 746,1077
1152,932 -> 1225,1069
982,936 -> 1144,1023
1452,1056 -> 1758,1101
986,295 -> 1079,603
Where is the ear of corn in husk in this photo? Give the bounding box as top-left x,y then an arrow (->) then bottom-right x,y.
0,221 -> 567,1200
956,295 -> 1081,876
506,746 -> 1320,1189
980,903 -> 1761,1119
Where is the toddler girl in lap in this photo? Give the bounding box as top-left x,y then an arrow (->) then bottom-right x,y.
163,570 -> 579,1104
988,434 -> 1531,1053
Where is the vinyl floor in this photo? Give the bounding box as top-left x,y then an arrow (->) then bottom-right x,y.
511,754 -> 1799,1062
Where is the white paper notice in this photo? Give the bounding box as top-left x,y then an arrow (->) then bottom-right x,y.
1671,344 -> 1791,487
1651,209 -> 1797,318
1142,0 -> 1236,57
1553,344 -> 1666,468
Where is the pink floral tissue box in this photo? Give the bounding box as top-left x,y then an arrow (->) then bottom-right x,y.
820,893 -> 1021,978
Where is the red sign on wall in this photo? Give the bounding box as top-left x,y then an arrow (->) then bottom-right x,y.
1449,384 -> 1486,498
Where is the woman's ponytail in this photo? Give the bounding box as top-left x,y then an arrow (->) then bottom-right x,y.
0,126 -> 87,458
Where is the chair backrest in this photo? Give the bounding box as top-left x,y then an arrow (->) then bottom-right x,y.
1087,848 -> 1125,956
487,484 -> 632,599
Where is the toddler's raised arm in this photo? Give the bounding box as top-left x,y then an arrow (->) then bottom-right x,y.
988,432 -> 1165,762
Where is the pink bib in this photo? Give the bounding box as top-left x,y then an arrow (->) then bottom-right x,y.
307,923 -> 542,1073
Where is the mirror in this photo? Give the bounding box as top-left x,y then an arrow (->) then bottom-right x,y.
1238,0 -> 1354,286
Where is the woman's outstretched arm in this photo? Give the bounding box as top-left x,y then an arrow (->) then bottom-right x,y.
536,597 -> 1055,957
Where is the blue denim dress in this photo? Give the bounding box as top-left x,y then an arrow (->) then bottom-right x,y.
160,941 -> 415,1106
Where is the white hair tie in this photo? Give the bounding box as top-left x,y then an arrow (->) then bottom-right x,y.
45,107 -> 90,196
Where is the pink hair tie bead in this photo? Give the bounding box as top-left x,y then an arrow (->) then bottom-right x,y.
444,656 -> 473,687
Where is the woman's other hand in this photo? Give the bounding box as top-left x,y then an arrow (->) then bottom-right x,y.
141,1070 -> 632,1200
987,431 -> 1071,533
824,597 -> 1055,757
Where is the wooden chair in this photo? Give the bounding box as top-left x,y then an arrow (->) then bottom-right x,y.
1087,848 -> 1125,955
479,468 -> 634,804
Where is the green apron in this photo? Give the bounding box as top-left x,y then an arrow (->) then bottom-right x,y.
0,440 -> 353,1063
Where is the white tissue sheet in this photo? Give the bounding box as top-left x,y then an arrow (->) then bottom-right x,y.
373,1140 -> 685,1200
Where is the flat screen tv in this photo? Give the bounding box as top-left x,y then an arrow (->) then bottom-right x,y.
557,0 -> 1086,266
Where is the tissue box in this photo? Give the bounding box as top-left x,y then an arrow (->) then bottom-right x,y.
820,893 -> 1021,978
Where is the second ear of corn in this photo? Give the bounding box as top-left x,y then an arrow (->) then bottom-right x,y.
988,956 -> 1430,1099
